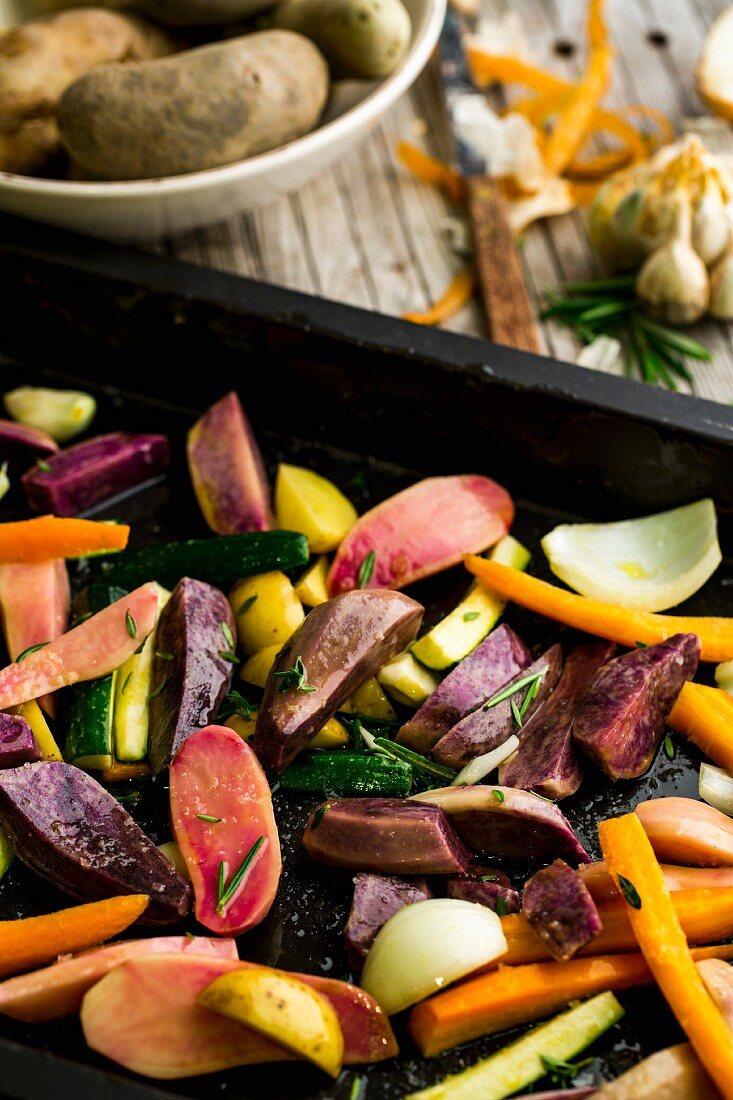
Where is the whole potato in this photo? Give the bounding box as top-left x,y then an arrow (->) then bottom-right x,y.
32,0 -> 276,27
273,0 -> 411,79
58,31 -> 329,180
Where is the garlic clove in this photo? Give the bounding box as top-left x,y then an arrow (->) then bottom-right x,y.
636,199 -> 711,326
710,241 -> 733,320
692,174 -> 731,266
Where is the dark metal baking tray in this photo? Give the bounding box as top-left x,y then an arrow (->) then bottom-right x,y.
0,213 -> 732,1099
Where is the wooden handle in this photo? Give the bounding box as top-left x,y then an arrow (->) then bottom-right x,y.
466,175 -> 541,354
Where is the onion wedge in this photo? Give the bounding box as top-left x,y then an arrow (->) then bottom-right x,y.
698,6 -> 733,123
541,499 -> 721,612
700,763 -> 733,817
360,899 -> 507,1015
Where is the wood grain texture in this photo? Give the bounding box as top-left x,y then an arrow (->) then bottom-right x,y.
167,0 -> 733,401
466,175 -> 540,351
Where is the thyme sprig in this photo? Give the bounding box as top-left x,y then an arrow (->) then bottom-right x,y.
541,275 -> 711,390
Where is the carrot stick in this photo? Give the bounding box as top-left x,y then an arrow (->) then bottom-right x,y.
396,142 -> 466,204
600,814 -> 733,1099
668,682 -> 733,771
0,516 -> 129,563
409,943 -> 733,1057
0,895 -> 149,979
403,267 -> 476,326
465,557 -> 733,662
498,887 -> 733,967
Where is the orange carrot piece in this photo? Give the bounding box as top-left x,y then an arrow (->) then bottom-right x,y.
465,557 -> 733,662
600,814 -> 733,1099
0,516 -> 129,564
668,682 -> 733,772
397,142 -> 466,204
409,943 -> 733,1057
403,267 -> 476,326
498,887 -> 733,967
0,895 -> 149,979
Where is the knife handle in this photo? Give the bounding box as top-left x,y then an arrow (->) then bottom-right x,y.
466,175 -> 541,354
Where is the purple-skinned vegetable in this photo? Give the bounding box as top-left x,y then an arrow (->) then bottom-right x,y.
22,432 -> 169,516
398,624 -> 531,754
0,713 -> 40,768
411,786 -> 590,865
187,391 -> 274,535
344,873 -> 432,967
433,644 -> 563,769
303,798 -> 470,875
0,419 -> 58,460
573,633 -> 700,780
0,762 -> 189,924
446,876 -> 520,914
148,577 -> 235,775
253,590 -> 422,772
499,642 -> 616,800
522,860 -> 602,961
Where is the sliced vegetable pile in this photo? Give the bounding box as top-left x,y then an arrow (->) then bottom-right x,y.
0,383 -> 733,1097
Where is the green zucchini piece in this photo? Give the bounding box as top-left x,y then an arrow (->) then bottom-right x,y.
63,583 -> 126,771
280,751 -> 413,797
408,991 -> 624,1100
411,535 -> 531,671
96,531 -> 309,589
0,828 -> 14,881
113,583 -> 170,762
377,652 -> 441,706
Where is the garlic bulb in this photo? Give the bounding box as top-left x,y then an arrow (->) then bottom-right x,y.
710,236 -> 733,319
636,198 -> 711,325
590,133 -> 733,271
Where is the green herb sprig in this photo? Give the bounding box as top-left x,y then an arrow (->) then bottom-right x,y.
540,1053 -> 595,1087
218,690 -> 257,721
216,836 -> 265,914
618,873 -> 642,909
15,641 -> 49,663
358,550 -> 377,588
275,655 -> 316,694
541,275 -> 711,389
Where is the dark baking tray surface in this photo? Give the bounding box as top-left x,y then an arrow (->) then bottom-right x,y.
0,214 -> 732,1099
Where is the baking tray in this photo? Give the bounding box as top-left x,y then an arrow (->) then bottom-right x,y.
0,213 -> 733,1099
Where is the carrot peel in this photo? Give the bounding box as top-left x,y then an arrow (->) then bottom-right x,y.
403,267 -> 476,326
600,813 -> 733,1099
465,557 -> 733,662
0,895 -> 149,979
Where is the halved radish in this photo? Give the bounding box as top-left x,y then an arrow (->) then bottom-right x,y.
170,725 -> 281,936
328,475 -> 513,595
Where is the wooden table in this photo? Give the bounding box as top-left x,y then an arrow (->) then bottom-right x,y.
168,0 -> 733,403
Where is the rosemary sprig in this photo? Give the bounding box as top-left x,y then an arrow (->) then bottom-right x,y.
216,836 -> 265,914
372,736 -> 457,782
541,275 -> 711,389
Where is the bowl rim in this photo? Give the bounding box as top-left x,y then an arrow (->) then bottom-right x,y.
0,0 -> 446,197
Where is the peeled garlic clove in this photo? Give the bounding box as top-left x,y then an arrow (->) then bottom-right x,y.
636,199 -> 711,325
692,176 -> 731,266
3,386 -> 96,442
710,242 -> 733,320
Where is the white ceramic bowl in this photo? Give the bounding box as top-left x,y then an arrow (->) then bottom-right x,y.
0,0 -> 445,241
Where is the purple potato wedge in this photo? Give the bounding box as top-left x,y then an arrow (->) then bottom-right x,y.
147,577 -> 235,775
0,713 -> 40,767
22,432 -> 170,517
303,798 -> 470,875
433,644 -> 563,769
499,642 -> 616,800
411,786 -> 590,865
0,762 -> 189,924
0,419 -> 58,460
573,633 -> 701,780
446,877 -> 520,914
187,391 -> 274,535
522,859 -> 602,961
398,625 -> 531,754
344,873 -> 432,967
253,590 -> 422,772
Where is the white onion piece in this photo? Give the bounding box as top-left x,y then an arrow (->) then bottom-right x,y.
360,899 -> 507,1016
715,660 -> 733,697
541,498 -> 721,612
451,735 -> 520,786
0,463 -> 9,503
700,762 -> 733,817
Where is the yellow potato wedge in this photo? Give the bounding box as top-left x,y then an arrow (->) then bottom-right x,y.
226,710 -> 348,750
198,967 -> 344,1077
239,645 -> 281,688
230,572 -> 304,656
275,464 -> 357,553
295,556 -> 330,607
341,677 -> 397,721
